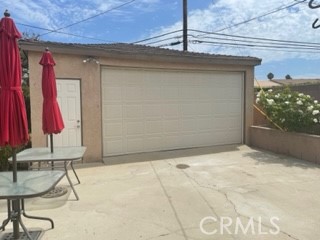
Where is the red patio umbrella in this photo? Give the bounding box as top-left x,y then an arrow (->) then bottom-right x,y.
0,10 -> 29,176
39,48 -> 64,153
0,10 -> 29,238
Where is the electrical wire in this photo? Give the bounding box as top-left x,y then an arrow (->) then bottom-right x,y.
213,0 -> 306,33
189,40 -> 320,53
133,1 -> 307,49
189,35 -> 320,49
188,29 -> 320,47
18,23 -> 115,43
191,39 -> 320,50
132,29 -> 183,44
142,36 -> 183,46
39,0 -> 136,37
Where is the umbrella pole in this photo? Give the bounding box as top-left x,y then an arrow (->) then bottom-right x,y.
12,147 -> 17,182
50,134 -> 54,170
50,133 -> 53,153
12,147 -> 21,238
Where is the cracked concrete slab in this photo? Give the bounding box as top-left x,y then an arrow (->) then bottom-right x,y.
1,145 -> 319,240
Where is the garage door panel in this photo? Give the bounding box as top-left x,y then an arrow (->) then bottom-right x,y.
144,136 -> 163,151
198,117 -> 213,131
180,86 -> 197,99
124,105 -> 143,119
197,103 -> 212,116
163,104 -> 180,118
212,102 -> 232,115
146,120 -> 163,134
144,104 -> 162,118
103,87 -> 122,103
163,135 -> 183,149
124,86 -> 143,101
127,137 -> 144,153
104,104 -> 122,120
181,103 -> 198,117
102,68 -> 243,156
162,87 -> 180,101
104,122 -> 122,137
181,118 -> 198,132
228,102 -> 242,114
145,87 -> 162,101
164,119 -> 181,133
104,138 -> 123,155
125,121 -> 144,136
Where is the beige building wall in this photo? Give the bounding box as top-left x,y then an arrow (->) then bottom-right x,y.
28,50 -> 256,163
28,52 -> 101,162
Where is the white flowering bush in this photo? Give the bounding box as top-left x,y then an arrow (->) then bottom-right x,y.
256,88 -> 320,133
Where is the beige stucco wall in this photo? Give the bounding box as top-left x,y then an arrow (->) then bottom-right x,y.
28,51 -> 255,163
28,52 -> 101,162
250,126 -> 320,164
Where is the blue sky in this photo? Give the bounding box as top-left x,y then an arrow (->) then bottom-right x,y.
1,0 -> 320,80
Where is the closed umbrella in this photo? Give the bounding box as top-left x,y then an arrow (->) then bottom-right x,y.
0,10 -> 29,238
39,48 -> 64,153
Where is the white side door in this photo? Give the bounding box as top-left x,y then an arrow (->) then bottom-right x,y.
49,79 -> 82,147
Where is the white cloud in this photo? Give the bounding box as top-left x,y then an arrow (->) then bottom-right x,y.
141,0 -> 320,63
1,0 -> 320,63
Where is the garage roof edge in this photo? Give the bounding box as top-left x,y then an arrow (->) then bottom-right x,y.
19,40 -> 262,66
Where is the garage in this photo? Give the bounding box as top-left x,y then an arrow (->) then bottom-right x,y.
102,67 -> 244,157
21,40 -> 261,162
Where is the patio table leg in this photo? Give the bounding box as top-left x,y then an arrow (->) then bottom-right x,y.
21,199 -> 54,229
71,160 -> 80,184
64,161 -> 79,200
17,215 -> 33,240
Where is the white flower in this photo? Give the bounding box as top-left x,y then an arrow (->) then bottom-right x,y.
256,98 -> 260,104
285,101 -> 290,105
281,118 -> 285,123
307,95 -> 311,98
275,94 -> 280,99
307,106 -> 314,111
314,100 -> 318,104
288,94 -> 291,98
267,99 -> 274,105
268,89 -> 273,93
257,90 -> 262,97
298,93 -> 304,97
298,110 -> 303,114
296,100 -> 303,105
312,110 -> 319,115
314,118 -> 318,123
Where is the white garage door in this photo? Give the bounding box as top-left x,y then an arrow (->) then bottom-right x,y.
102,67 -> 243,157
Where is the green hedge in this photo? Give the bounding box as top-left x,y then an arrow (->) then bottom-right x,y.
256,87 -> 320,134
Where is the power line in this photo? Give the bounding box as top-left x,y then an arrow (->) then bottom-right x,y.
132,30 -> 183,44
133,1 -> 306,48
39,0 -> 136,37
190,41 -> 320,54
191,39 -> 320,50
210,0 -> 305,33
143,36 -> 183,46
189,29 -> 320,47
18,23 -> 115,43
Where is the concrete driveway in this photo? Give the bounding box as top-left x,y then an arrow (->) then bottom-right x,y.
1,145 -> 320,240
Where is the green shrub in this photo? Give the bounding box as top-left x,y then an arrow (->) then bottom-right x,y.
256,87 -> 320,133
0,146 -> 12,171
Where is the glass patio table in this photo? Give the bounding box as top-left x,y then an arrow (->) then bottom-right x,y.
0,170 -> 65,239
9,146 -> 87,201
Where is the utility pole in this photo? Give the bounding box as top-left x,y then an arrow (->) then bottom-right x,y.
183,0 -> 188,51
